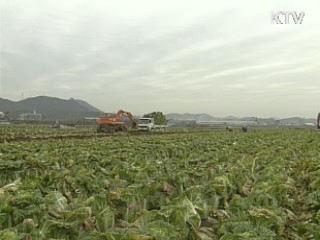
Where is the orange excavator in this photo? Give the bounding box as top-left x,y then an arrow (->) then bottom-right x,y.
97,110 -> 138,133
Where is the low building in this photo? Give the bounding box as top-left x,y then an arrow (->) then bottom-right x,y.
19,110 -> 42,121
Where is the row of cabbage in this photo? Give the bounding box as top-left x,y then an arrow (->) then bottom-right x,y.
0,125 -> 97,142
0,130 -> 319,239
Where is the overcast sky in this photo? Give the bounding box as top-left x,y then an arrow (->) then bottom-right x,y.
0,0 -> 319,118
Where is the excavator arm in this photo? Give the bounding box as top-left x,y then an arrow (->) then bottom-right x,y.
96,109 -> 138,133
116,110 -> 138,128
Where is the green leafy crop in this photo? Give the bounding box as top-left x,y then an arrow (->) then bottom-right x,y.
0,129 -> 319,239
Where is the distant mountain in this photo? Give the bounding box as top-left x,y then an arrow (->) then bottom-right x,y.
70,98 -> 102,112
280,117 -> 316,125
0,98 -> 15,108
166,113 -> 215,121
166,113 -> 317,126
225,116 -> 238,120
0,96 -> 103,120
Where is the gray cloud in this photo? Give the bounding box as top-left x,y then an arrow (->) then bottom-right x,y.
0,0 -> 319,118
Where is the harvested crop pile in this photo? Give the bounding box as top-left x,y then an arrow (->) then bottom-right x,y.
143,112 -> 167,125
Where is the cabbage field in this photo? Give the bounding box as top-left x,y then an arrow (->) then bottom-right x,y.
0,129 -> 319,239
0,125 -> 97,143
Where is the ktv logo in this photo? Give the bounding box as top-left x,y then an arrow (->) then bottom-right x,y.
271,11 -> 305,24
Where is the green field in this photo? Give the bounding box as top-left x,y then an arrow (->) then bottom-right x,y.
0,125 -> 97,142
0,129 -> 319,239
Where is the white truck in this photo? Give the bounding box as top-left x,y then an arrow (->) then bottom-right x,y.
138,118 -> 167,131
